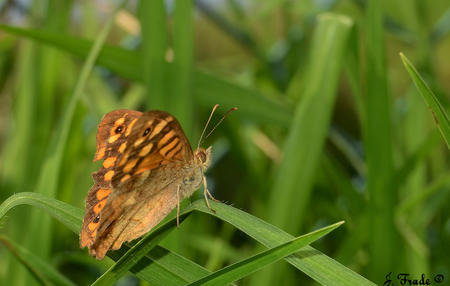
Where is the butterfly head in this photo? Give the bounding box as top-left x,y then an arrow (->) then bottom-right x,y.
194,146 -> 212,171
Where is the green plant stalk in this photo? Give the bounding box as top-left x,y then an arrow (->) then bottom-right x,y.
365,0 -> 396,281
21,0 -> 126,274
3,40 -> 38,286
402,86 -> 429,274
138,0 -> 168,110
171,0 -> 194,137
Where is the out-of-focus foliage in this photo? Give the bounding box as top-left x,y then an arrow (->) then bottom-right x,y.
0,0 -> 449,285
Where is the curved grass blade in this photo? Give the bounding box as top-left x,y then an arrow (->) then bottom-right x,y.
187,221 -> 344,286
0,193 -> 374,285
0,192 -> 210,286
91,214 -> 180,286
0,236 -> 75,286
400,53 -> 450,148
188,200 -> 375,286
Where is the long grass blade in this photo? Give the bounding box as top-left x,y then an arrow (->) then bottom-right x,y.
23,0 -> 127,264
267,13 -> 352,232
365,0 -> 396,281
187,222 -> 344,286
0,192 -> 374,285
0,25 -> 292,127
138,0 -> 167,110
0,193 -> 209,285
171,0 -> 194,135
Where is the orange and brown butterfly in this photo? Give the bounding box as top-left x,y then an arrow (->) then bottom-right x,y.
79,104 -> 237,259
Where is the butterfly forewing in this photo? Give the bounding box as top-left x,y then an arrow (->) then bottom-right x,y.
80,110 -> 142,249
80,109 -> 200,259
111,111 -> 193,188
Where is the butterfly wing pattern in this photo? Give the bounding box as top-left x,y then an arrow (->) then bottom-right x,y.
80,110 -> 207,259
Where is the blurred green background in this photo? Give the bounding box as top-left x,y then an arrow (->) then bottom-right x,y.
0,0 -> 449,285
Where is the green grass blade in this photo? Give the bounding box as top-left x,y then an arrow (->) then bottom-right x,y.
108,245 -> 211,286
0,192 -> 83,233
91,218 -> 176,286
193,71 -> 291,126
188,201 -> 375,286
0,193 -> 374,285
266,13 -> 353,232
365,0 -> 396,280
0,25 -> 291,127
400,53 -> 450,148
0,236 -> 76,286
0,24 -> 141,81
0,193 -> 210,285
138,0 -> 167,110
187,221 -> 344,286
171,0 -> 194,135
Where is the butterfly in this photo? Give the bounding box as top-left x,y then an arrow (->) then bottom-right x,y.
79,104 -> 236,259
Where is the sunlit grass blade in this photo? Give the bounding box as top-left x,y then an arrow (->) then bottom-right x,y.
267,13 -> 353,233
0,193 -> 211,285
400,53 -> 450,148
190,201 -> 375,286
0,192 -> 374,285
187,221 -> 344,286
0,236 -> 76,286
23,1 -> 127,265
0,24 -> 140,81
0,25 -> 292,127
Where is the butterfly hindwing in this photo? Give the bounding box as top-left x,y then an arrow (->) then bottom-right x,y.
87,165 -> 185,259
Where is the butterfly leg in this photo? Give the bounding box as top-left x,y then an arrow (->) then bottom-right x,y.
202,176 -> 216,213
177,185 -> 180,228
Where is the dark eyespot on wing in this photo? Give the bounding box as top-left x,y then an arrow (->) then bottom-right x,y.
115,126 -> 123,134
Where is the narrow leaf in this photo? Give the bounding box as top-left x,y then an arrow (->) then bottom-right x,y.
0,193 -> 374,285
0,25 -> 292,127
400,52 -> 450,148
365,1 -> 396,280
188,222 -> 344,286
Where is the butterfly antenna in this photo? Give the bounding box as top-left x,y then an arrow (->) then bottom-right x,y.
204,107 -> 238,141
197,104 -> 220,150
